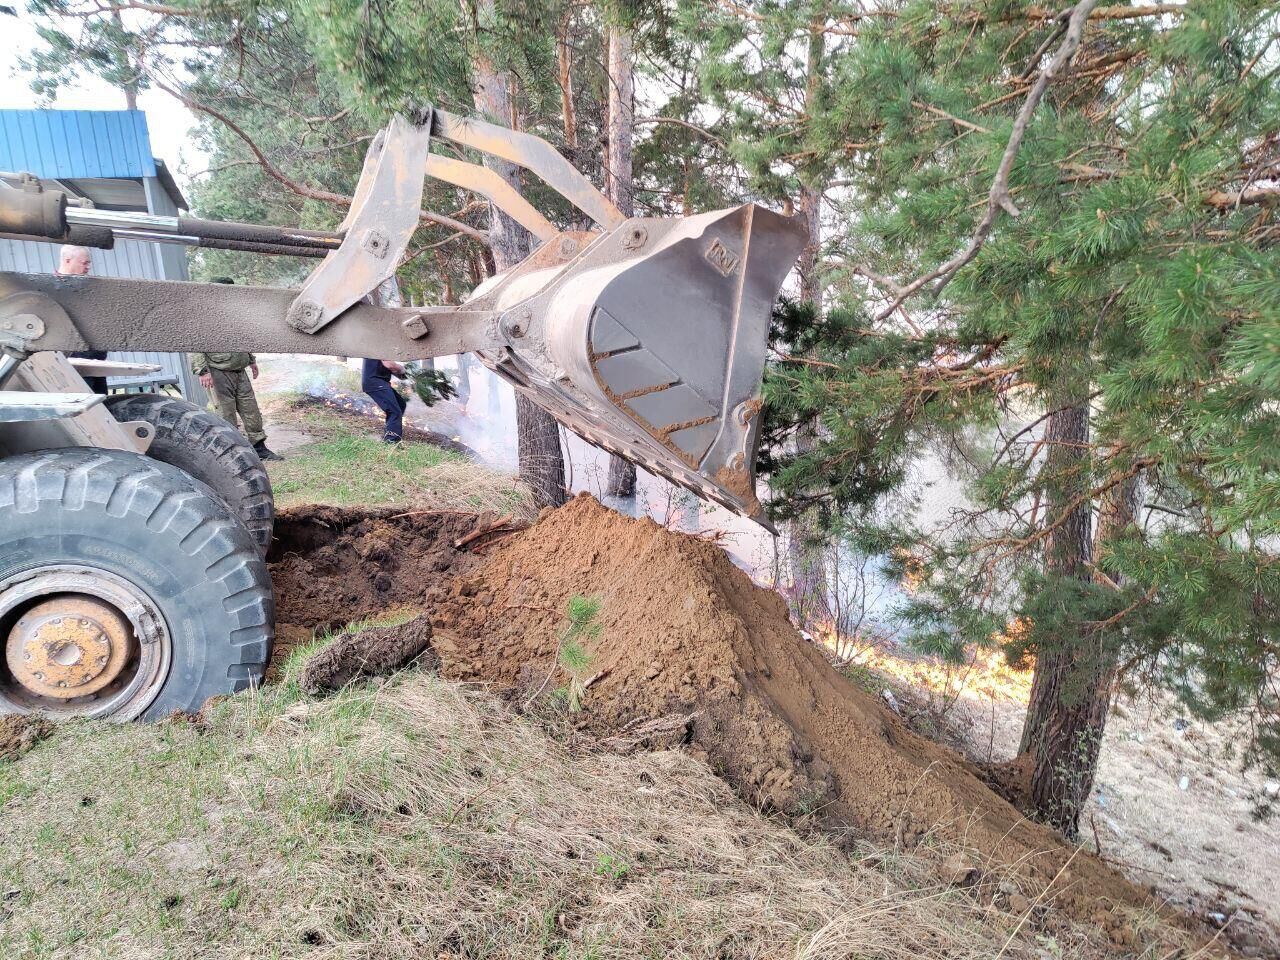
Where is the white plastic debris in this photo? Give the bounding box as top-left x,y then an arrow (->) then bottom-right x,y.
1178,775 -> 1190,791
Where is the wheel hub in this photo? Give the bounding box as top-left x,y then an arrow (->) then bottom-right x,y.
0,565 -> 171,720
6,596 -> 136,699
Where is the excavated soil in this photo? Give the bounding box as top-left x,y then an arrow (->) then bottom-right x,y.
430,495 -> 1201,948
266,505 -> 514,673
270,496 -> 1204,950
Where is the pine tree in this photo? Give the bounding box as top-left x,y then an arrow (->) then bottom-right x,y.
760,0 -> 1280,835
603,6 -> 640,499
685,0 -> 857,625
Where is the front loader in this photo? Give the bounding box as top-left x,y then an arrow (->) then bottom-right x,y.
0,106 -> 807,720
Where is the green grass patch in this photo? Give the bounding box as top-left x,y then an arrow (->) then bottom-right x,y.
266,423 -> 531,516
269,432 -> 460,507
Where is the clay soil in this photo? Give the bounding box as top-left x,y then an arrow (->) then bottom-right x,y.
270,495 -> 1212,953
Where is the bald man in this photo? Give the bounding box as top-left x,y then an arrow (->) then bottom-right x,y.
56,245 -> 109,395
58,245 -> 92,277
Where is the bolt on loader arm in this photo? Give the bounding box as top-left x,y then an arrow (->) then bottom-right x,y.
0,106 -> 807,526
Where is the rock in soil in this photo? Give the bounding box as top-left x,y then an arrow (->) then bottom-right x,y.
0,714 -> 52,762
300,615 -> 437,695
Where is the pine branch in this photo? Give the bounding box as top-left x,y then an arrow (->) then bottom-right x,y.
1022,3 -> 1184,22
1205,186 -> 1280,209
635,116 -> 727,148
865,0 -> 1100,322
48,0 -> 198,17
155,81 -> 490,245
912,99 -> 992,135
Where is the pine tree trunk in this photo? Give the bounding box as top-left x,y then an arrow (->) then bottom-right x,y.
454,352 -> 472,406
785,185 -> 829,625
556,12 -> 576,155
112,10 -> 139,110
783,16 -> 831,625
603,23 -> 639,499
470,27 -> 566,510
1018,399 -> 1108,837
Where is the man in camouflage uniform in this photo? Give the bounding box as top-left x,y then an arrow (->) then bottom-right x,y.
192,277 -> 282,462
191,350 -> 283,462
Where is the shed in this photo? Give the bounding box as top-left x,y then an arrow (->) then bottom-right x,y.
0,109 -> 205,402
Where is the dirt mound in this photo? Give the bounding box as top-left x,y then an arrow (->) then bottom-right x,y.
301,615 -> 437,695
433,494 -> 1191,946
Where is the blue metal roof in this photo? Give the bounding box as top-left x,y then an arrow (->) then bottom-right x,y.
0,109 -> 157,180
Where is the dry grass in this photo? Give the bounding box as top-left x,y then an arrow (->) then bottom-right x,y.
0,645 -> 1090,960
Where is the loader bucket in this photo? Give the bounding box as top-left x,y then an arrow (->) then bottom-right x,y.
475,203 -> 808,528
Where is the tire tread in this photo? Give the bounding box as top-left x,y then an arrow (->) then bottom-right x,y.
105,394 -> 274,552
0,448 -> 273,717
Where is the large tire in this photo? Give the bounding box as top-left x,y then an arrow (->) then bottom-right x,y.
0,448 -> 273,720
105,393 -> 274,553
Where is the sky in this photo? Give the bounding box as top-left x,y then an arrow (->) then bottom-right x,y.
0,10 -> 205,189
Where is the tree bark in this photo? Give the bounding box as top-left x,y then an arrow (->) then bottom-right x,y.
786,183 -> 829,624
556,11 -> 577,155
470,15 -> 566,509
1017,399 -> 1138,837
454,352 -> 472,405
111,10 -> 139,111
784,13 -> 830,627
603,22 -> 639,499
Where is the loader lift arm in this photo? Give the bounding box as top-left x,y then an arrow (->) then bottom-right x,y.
0,106 -> 806,526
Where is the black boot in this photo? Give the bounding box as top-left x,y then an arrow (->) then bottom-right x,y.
254,440 -> 283,462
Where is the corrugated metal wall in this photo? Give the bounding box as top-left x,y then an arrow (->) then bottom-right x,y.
0,235 -> 166,278
0,109 -> 204,402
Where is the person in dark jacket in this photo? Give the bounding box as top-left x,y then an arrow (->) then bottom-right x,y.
361,358 -> 408,442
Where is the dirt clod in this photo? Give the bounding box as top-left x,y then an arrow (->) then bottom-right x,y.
0,714 -> 52,762
301,615 -> 436,695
